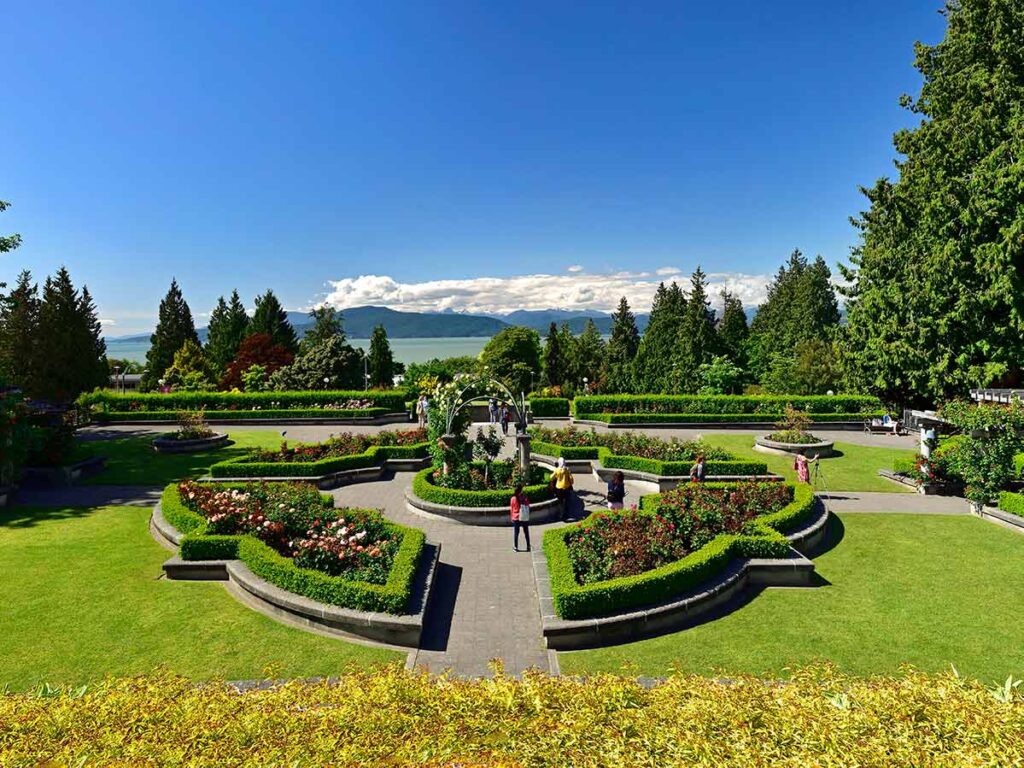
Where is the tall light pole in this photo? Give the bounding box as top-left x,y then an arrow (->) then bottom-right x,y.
363,357 -> 369,391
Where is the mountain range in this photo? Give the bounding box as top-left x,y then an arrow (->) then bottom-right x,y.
108,305 -> 651,342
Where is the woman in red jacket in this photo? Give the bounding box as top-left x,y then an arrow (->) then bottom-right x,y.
510,483 -> 531,552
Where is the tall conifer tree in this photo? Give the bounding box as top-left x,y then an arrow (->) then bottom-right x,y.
249,290 -> 298,353
367,324 -> 395,388
205,290 -> 250,373
0,270 -> 40,389
672,267 -> 718,393
717,289 -> 749,368
605,297 -> 640,393
632,282 -> 686,393
575,318 -> 607,390
142,279 -> 198,390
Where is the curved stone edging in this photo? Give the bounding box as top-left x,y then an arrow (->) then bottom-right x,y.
152,432 -> 230,454
404,489 -> 562,526
754,436 -> 834,458
534,499 -> 830,650
149,503 -> 439,647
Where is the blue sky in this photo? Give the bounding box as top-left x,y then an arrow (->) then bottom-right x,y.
1,1 -> 947,335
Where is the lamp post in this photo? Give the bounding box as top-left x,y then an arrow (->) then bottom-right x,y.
113,365 -> 121,394
323,376 -> 330,390
158,378 -> 165,394
582,376 -> 588,395
363,357 -> 370,391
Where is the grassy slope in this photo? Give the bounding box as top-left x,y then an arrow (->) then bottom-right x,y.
706,433 -> 915,492
0,504 -> 401,690
76,430 -> 282,485
560,513 -> 1024,683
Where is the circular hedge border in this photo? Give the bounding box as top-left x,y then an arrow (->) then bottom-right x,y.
410,466 -> 554,508
152,432 -> 230,454
753,436 -> 834,458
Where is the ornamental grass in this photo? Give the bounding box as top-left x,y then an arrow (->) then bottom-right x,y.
1,665 -> 1022,766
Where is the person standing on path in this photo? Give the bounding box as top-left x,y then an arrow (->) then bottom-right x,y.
794,452 -> 819,484
488,397 -> 498,424
551,457 -> 575,520
510,483 -> 531,552
416,395 -> 429,429
607,470 -> 626,510
499,403 -> 511,435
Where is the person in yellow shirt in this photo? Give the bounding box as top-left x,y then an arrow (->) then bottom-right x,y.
551,457 -> 574,521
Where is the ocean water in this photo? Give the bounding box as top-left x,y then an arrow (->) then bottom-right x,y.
104,336 -> 490,365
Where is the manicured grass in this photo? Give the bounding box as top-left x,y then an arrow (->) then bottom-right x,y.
559,513 -> 1024,683
76,430 -> 282,485
0,504 -> 401,690
705,433 -> 915,492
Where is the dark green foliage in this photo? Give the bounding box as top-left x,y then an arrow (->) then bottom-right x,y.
632,282 -> 686,394
940,400 -> 1024,505
269,335 -> 364,391
0,270 -> 40,390
79,389 -> 408,413
220,334 -> 294,391
163,339 -> 216,391
671,267 -> 718,393
301,306 -> 346,353
541,323 -> 567,389
411,467 -> 553,507
205,291 -> 250,373
93,408 -> 387,422
698,355 -> 745,395
31,268 -> 108,402
763,338 -> 843,395
209,442 -> 429,478
748,251 -> 840,384
574,394 -> 881,415
143,279 -> 199,391
403,356 -> 479,391
840,1 -> 1024,404
249,290 -> 298,353
605,297 -> 640,393
0,200 -> 21,255
997,490 -> 1024,518
368,324 -> 395,388
479,326 -> 542,394
717,289 -> 749,368
575,319 -> 607,391
528,397 -> 570,417
543,484 -> 815,619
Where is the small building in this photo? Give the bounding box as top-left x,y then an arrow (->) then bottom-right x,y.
108,373 -> 143,392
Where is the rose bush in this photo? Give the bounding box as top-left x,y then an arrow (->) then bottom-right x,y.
250,428 -> 426,464
530,426 -> 731,461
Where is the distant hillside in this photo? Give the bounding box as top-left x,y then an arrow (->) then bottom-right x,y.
490,309 -> 650,334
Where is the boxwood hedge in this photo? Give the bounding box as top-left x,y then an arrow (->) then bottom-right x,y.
528,398 -> 570,417
543,483 -> 817,619
998,490 -> 1024,518
80,389 -> 409,414
209,442 -> 430,478
529,441 -> 768,476
93,408 -> 388,422
160,483 -> 425,614
572,394 -> 881,416
410,466 -> 553,507
576,412 -> 881,424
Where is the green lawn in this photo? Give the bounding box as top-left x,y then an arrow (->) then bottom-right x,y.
707,433 -> 915,492
77,430 -> 282,485
560,513 -> 1024,683
0,504 -> 402,691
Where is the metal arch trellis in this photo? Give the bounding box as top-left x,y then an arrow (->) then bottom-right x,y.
441,376 -> 528,436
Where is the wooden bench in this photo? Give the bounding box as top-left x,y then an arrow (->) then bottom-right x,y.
864,419 -> 906,436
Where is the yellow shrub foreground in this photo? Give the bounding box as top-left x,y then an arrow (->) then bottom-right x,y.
2,665 -> 1022,766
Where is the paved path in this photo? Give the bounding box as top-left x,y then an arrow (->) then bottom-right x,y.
818,491 -> 968,515
15,485 -> 163,507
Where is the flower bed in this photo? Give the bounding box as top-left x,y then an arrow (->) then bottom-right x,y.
411,463 -> 552,508
79,390 -> 409,413
209,430 -> 430,478
529,427 -> 768,476
577,412 -> 880,424
161,481 -> 424,613
544,482 -> 816,619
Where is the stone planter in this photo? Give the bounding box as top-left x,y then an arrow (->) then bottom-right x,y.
152,432 -> 230,454
754,436 -> 834,458
405,489 -> 562,526
21,455 -> 106,488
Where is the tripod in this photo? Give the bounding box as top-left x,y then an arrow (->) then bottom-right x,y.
810,454 -> 830,515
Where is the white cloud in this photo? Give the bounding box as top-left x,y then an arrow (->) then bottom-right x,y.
655,266 -> 682,276
566,265 -> 584,273
319,270 -> 773,315
100,318 -> 116,327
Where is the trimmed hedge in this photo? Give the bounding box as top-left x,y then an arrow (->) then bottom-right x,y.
94,408 -> 388,422
411,466 -> 553,507
528,398 -> 570,417
209,442 -> 430,479
576,412 -> 881,425
160,483 -> 425,614
572,394 -> 881,416
998,490 -> 1024,518
1015,452 -> 1024,478
544,483 -> 817,619
80,389 -> 409,414
529,441 -> 768,476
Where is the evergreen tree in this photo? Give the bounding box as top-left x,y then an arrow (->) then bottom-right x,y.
249,290 -> 298,353
841,0 -> 1024,404
0,270 -> 40,390
142,279 -> 198,390
367,324 -> 395,388
300,306 -> 345,353
541,322 -> 565,390
717,289 -> 749,367
164,339 -> 216,391
575,318 -> 607,391
34,268 -> 107,402
671,267 -> 718,393
632,282 -> 686,393
270,335 -> 364,391
558,322 -> 579,390
220,333 -> 294,391
205,290 -> 250,373
605,297 -> 640,393
748,250 -> 840,384
480,326 -> 542,394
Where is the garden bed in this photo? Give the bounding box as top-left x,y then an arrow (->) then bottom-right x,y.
156,482 -> 431,644
407,465 -> 558,525
753,435 -> 834,457
574,412 -> 880,427
208,430 -> 430,485
543,482 -> 820,624
152,432 -> 230,454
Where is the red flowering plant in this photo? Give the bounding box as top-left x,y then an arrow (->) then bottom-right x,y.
529,426 -> 731,461
250,429 -> 427,464
565,482 -> 792,585
177,480 -> 399,582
